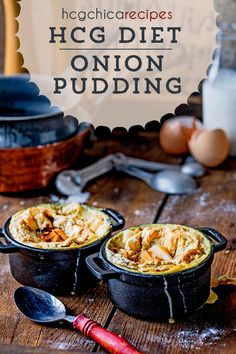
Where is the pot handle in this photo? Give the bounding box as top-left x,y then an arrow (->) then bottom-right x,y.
0,229 -> 19,254
102,208 -> 125,231
86,253 -> 120,280
198,227 -> 227,253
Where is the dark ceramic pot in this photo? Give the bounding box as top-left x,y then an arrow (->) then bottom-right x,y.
0,207 -> 125,295
86,226 -> 227,321
0,75 -> 79,148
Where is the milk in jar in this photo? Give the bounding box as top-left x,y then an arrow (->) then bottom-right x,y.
203,0 -> 236,156
203,68 -> 236,156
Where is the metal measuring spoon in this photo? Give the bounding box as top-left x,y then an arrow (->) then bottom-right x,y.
55,155 -> 114,196
55,154 -> 203,196
114,153 -> 205,178
116,165 -> 197,195
14,287 -> 141,354
55,170 -> 84,196
181,163 -> 205,178
181,157 -> 206,178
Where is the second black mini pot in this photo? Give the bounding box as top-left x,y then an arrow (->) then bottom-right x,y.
0,207 -> 125,295
86,226 -> 227,321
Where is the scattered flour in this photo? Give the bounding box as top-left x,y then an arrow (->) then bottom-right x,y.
146,325 -> 235,351
134,209 -> 142,216
64,193 -> 90,204
176,326 -> 231,350
217,200 -> 236,213
49,193 -> 90,204
163,194 -> 236,223
198,193 -> 210,207
1,204 -> 9,211
45,339 -> 93,351
145,331 -> 172,347
0,263 -> 11,284
0,263 -> 10,276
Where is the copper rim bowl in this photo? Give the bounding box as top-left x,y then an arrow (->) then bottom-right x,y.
0,124 -> 91,193
86,225 -> 227,320
0,206 -> 125,295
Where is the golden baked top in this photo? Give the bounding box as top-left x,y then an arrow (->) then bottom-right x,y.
105,224 -> 211,275
9,203 -> 111,249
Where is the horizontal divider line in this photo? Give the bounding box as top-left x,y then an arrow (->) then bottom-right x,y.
59,48 -> 173,51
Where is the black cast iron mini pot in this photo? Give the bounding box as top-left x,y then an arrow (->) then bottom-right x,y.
86,226 -> 227,321
0,207 -> 125,295
0,75 -> 79,148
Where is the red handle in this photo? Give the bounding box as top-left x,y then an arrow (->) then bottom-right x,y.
73,314 -> 142,354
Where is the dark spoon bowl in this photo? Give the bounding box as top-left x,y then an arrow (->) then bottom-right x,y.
14,287 -> 67,323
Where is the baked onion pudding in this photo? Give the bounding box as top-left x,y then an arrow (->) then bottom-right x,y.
9,203 -> 112,249
106,224 -> 211,274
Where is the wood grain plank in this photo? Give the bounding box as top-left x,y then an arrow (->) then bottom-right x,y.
105,158 -> 236,354
0,343 -> 89,354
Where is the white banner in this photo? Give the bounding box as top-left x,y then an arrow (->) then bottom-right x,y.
18,0 -> 217,128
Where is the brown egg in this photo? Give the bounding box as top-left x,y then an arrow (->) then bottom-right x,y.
189,129 -> 229,167
159,116 -> 203,155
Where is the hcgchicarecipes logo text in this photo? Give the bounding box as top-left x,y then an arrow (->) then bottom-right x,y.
50,7 -> 181,96
60,8 -> 173,21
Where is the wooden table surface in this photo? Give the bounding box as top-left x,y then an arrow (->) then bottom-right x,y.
0,132 -> 235,354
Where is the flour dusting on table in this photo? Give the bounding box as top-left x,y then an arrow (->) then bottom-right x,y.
176,326 -> 232,350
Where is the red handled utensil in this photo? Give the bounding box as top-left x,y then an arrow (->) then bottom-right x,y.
14,286 -> 142,354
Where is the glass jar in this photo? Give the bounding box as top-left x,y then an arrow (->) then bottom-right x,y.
203,11 -> 236,156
